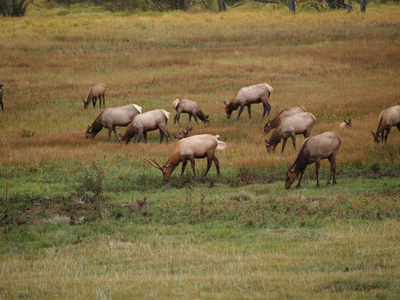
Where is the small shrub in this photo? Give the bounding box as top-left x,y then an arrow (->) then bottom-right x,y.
0,0 -> 33,17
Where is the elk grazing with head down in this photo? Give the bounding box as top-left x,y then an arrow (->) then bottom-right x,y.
285,131 -> 341,189
86,104 -> 142,141
173,98 -> 209,125
264,106 -> 307,135
145,134 -> 227,180
83,83 -> 106,109
371,105 -> 400,143
173,126 -> 192,139
217,83 -> 273,120
0,83 -> 4,111
265,112 -> 316,153
119,109 -> 170,144
339,118 -> 352,129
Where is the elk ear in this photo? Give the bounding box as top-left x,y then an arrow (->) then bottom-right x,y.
371,131 -> 375,137
264,140 -> 269,146
348,119 -> 352,125
287,162 -> 291,170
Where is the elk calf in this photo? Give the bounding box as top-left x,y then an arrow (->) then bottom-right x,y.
83,83 -> 106,109
371,105 -> 400,143
145,134 -> 226,180
264,106 -> 306,134
173,126 -> 192,139
173,98 -> 209,125
120,109 -> 170,144
265,112 -> 316,153
86,104 -> 142,141
217,83 -> 273,120
285,131 -> 341,189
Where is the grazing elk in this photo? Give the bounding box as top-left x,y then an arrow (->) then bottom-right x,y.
217,83 -> 273,120
119,109 -> 170,144
264,106 -> 307,135
145,134 -> 227,180
285,131 -> 342,189
339,118 -> 352,129
371,105 -> 400,143
173,98 -> 209,125
83,83 -> 106,109
0,84 -> 4,111
265,112 -> 316,153
86,104 -> 142,141
173,126 -> 193,139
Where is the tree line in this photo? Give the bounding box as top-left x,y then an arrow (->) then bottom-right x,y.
0,0 -> 393,17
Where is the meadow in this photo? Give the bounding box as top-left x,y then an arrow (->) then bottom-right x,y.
1,2 -> 400,298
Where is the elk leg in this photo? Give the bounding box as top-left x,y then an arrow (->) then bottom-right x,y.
160,127 -> 169,143
143,131 -> 148,143
134,129 -> 143,143
291,133 -> 296,150
315,160 -> 321,188
204,154 -> 213,177
247,105 -> 252,119
92,96 -> 97,108
328,153 -> 338,186
189,157 -> 196,179
193,115 -> 199,125
0,100 -> 3,111
262,101 -> 271,118
181,161 -> 188,175
236,104 -> 246,120
213,155 -> 220,176
281,138 -> 288,153
296,170 -> 305,188
159,129 -> 164,144
384,128 -> 391,143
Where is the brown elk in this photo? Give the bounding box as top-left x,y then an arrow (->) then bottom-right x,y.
173,126 -> 193,139
265,112 -> 316,153
145,134 -> 227,180
264,106 -> 307,135
86,104 -> 142,141
217,83 -> 273,120
371,105 -> 400,143
119,109 -> 170,144
0,83 -> 4,111
285,131 -> 341,189
173,98 -> 209,125
83,83 -> 106,109
339,118 -> 352,129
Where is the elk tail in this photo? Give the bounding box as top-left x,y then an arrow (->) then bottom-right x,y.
161,109 -> 170,120
133,104 -> 142,113
173,98 -> 181,108
264,83 -> 273,93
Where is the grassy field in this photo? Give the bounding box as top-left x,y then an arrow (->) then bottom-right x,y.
1,2 -> 400,298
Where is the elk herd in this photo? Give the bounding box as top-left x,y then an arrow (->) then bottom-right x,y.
1,81 -> 398,188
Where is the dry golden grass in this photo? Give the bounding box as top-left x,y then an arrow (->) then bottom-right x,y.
0,4 -> 400,170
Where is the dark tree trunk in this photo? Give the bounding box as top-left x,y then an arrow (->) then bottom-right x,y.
288,0 -> 295,13
217,0 -> 226,11
348,0 -> 351,12
360,0 -> 366,12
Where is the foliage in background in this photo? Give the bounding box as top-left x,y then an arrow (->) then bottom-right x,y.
0,0 -> 34,16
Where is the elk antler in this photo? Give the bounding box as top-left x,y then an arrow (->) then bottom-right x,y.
184,126 -> 193,133
145,158 -> 163,170
216,102 -> 226,108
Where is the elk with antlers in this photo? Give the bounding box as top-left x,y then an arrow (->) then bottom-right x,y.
145,134 -> 227,180
217,83 -> 273,120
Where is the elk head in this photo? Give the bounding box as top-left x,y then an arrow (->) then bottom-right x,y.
264,140 -> 275,153
263,120 -> 273,134
86,125 -> 95,139
216,101 -> 233,119
371,131 -> 383,143
173,126 -> 192,139
145,158 -> 173,181
83,99 -> 90,109
285,163 -> 298,189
